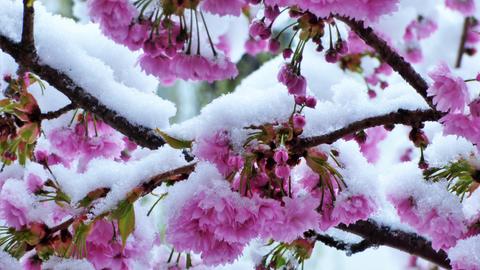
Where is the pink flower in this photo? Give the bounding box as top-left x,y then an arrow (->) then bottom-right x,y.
245,39 -> 267,56
404,17 -> 437,42
427,62 -> 469,112
201,0 -> 247,16
0,180 -> 30,229
86,219 -> 154,269
26,174 -> 43,194
359,126 -> 388,163
331,194 -> 376,226
273,147 -> 289,164
278,65 -> 307,96
441,113 -> 480,145
123,22 -> 150,51
429,214 -> 466,250
267,195 -> 320,242
170,54 -> 238,83
293,114 -> 306,130
347,31 -> 372,54
469,99 -> 480,117
166,186 -> 257,265
404,45 -> 423,63
193,131 -> 241,177
445,0 -> 476,16
88,0 -> 136,44
249,21 -> 271,40
265,0 -> 399,22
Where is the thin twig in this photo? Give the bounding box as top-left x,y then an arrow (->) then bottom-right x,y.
39,103 -> 77,120
293,109 -> 443,150
455,17 -> 470,68
305,231 -> 375,255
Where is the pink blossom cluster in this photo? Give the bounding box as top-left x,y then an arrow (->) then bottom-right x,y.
427,62 -> 480,148
88,0 -> 238,84
201,0 -> 247,16
403,16 -> 438,63
445,0 -> 476,16
193,130 -> 243,177
47,115 -> 127,172
264,0 -> 399,22
388,194 -> 466,250
166,178 -> 321,266
86,220 -> 155,269
301,170 -> 376,231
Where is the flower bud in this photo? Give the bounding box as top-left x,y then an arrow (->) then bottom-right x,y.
268,39 -> 281,53
325,48 -> 338,63
305,96 -> 317,108
283,48 -> 293,59
273,147 -> 289,164
293,114 -> 306,130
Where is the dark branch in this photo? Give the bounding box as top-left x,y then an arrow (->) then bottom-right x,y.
294,109 -> 443,149
305,231 -> 375,255
455,17 -> 471,68
0,35 -> 166,149
21,0 -> 35,53
39,103 -> 77,120
336,16 -> 435,109
337,220 -> 451,269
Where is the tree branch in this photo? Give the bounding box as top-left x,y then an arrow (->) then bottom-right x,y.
305,230 -> 375,255
336,16 -> 435,109
337,220 -> 451,269
21,0 -> 35,53
0,35 -> 166,149
294,109 -> 443,150
39,103 -> 77,121
455,17 -> 471,68
45,163 -> 196,237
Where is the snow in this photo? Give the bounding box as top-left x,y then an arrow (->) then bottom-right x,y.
42,257 -> 94,270
51,146 -> 188,215
448,235 -> 480,267
0,251 -> 21,270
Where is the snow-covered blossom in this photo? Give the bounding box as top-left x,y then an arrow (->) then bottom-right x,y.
448,235 -> 480,270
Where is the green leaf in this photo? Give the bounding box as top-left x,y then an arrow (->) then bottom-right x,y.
117,203 -> 135,248
156,129 -> 192,149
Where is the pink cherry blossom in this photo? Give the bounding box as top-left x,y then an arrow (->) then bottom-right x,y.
166,185 -> 257,265
201,0 -> 247,16
265,0 -> 399,22
88,0 -> 136,44
278,65 -> 307,97
441,113 -> 480,145
445,0 -> 476,16
331,194 -> 376,226
427,62 -> 469,112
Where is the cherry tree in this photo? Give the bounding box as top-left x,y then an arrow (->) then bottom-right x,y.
0,0 -> 479,269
